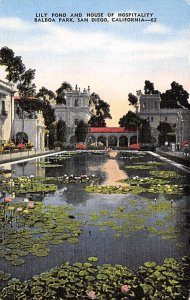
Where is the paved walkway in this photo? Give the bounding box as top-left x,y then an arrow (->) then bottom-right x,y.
0,149 -> 55,165
156,149 -> 190,168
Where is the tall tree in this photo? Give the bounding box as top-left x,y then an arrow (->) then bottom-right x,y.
144,80 -> 160,95
36,86 -> 56,102
157,121 -> 174,145
0,46 -> 36,96
118,111 -> 141,130
0,47 -> 25,83
0,46 -> 36,98
75,121 -> 89,143
17,68 -> 36,97
88,93 -> 112,127
119,112 -> 151,143
56,81 -> 72,104
160,81 -> 190,109
56,120 -> 67,144
128,93 -> 138,106
36,86 -> 56,127
144,80 -> 154,95
139,119 -> 151,143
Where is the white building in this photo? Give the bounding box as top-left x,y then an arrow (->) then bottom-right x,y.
13,97 -> 45,150
0,79 -> 15,144
139,93 -> 190,144
53,84 -> 95,144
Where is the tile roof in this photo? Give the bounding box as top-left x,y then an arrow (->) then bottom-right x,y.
89,127 -> 136,133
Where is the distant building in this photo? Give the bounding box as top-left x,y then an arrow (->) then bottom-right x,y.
0,79 -> 15,144
86,127 -> 137,147
139,93 -> 190,144
13,96 -> 45,150
53,84 -> 95,144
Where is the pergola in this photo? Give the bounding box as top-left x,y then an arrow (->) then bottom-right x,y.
85,127 -> 137,147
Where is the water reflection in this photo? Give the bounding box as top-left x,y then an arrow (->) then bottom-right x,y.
0,152 -> 189,281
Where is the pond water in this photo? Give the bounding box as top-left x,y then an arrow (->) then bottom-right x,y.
0,151 -> 189,281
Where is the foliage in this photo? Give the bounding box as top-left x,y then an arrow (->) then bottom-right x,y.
16,95 -> 55,131
56,81 -> 72,104
128,93 -> 138,105
139,119 -> 152,143
36,86 -> 56,102
0,257 -> 189,299
0,202 -> 83,265
3,142 -> 15,150
56,120 -> 67,144
0,46 -> 36,96
36,86 -> 56,128
0,47 -> 25,83
119,112 -> 151,143
0,176 -> 57,195
26,141 -> 34,149
157,121 -> 175,145
54,140 -> 63,148
160,81 -> 190,109
17,68 -> 36,97
75,121 -> 89,143
118,110 -> 140,129
144,80 -> 160,95
88,93 -> 112,127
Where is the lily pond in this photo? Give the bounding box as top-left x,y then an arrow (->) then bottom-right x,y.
0,151 -> 189,299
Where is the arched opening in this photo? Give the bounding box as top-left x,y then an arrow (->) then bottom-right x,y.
119,136 -> 128,147
86,135 -> 96,146
108,135 -> 117,147
97,136 -> 106,147
130,135 -> 137,144
74,99 -> 79,107
15,132 -> 28,144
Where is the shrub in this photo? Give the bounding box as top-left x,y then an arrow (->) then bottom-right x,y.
54,141 -> 63,147
26,141 -> 34,149
3,141 -> 15,150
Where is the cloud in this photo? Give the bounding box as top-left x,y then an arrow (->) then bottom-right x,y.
143,23 -> 171,34
0,17 -> 189,68
0,17 -> 190,126
0,17 -> 33,31
13,22 -> 189,61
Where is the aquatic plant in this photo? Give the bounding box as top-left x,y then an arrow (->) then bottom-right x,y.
125,164 -> 153,170
87,199 -> 184,243
0,202 -> 83,265
0,257 -> 189,299
85,183 -> 183,195
149,170 -> 179,178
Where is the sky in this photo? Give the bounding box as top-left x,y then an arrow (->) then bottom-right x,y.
0,0 -> 190,126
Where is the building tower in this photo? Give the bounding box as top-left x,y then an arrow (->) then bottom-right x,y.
54,84 -> 95,144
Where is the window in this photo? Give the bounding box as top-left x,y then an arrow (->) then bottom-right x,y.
1,100 -> 7,116
147,116 -> 150,122
142,102 -> 147,110
151,116 -> 154,122
75,119 -> 79,126
74,99 -> 79,107
165,116 -> 168,122
154,103 -> 158,109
